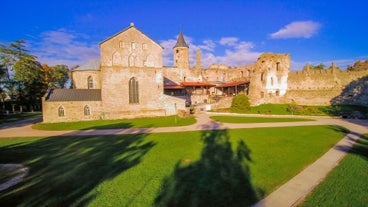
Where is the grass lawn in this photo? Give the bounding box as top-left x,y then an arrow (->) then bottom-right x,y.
0,112 -> 42,124
0,125 -> 347,206
299,134 -> 368,207
210,116 -> 313,123
213,104 -> 368,116
32,115 -> 196,130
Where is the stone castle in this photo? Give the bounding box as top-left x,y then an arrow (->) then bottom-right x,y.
42,23 -> 368,122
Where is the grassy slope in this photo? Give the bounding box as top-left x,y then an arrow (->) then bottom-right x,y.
0,126 -> 347,206
32,115 -> 196,130
210,116 -> 313,123
299,135 -> 368,207
214,104 -> 368,116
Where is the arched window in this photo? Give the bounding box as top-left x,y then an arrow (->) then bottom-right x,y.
88,76 -> 93,89
84,105 -> 90,116
58,106 -> 65,117
129,77 -> 139,104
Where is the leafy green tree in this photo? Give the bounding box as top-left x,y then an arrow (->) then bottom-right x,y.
41,64 -> 70,88
230,94 -> 251,113
0,39 -> 48,112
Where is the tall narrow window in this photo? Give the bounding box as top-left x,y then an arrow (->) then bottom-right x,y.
129,77 -> 139,104
88,76 -> 93,89
84,105 -> 90,116
58,106 -> 65,117
276,62 -> 280,71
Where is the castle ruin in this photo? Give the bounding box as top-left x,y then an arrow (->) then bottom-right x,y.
42,23 -> 368,122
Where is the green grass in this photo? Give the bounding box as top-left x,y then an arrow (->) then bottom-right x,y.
210,116 -> 313,123
213,104 -> 368,116
0,125 -> 347,206
299,134 -> 368,207
0,112 -> 41,124
32,115 -> 196,130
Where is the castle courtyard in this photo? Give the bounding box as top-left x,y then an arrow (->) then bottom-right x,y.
0,113 -> 367,206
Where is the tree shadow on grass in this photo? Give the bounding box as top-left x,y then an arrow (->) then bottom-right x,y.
155,124 -> 261,207
351,135 -> 368,161
0,133 -> 154,206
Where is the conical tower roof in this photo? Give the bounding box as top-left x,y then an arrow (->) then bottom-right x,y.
174,30 -> 189,48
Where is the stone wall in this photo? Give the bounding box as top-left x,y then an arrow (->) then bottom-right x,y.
100,24 -> 163,68
286,68 -> 368,105
100,66 -> 186,120
248,53 -> 290,105
42,99 -> 102,123
72,71 -> 101,89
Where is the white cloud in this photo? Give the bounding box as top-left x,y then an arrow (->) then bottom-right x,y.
219,37 -> 239,46
270,21 -> 321,39
31,29 -> 100,67
160,36 -> 262,68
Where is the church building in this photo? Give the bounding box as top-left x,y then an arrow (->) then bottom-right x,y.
42,23 -> 290,123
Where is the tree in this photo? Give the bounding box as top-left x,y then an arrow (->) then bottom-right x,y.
0,40 -> 48,112
230,94 -> 251,113
303,63 -> 325,71
287,100 -> 298,115
41,64 -> 70,88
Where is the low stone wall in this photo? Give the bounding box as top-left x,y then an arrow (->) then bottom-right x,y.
42,100 -> 102,123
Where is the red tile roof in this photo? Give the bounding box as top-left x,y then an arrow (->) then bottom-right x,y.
181,82 -> 216,87
164,85 -> 185,89
217,81 -> 249,87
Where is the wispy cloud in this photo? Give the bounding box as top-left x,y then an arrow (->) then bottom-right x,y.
219,37 -> 239,46
31,29 -> 99,67
160,36 -> 262,68
270,21 -> 321,39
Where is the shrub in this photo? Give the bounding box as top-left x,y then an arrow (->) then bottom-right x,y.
287,100 -> 298,115
230,94 -> 251,113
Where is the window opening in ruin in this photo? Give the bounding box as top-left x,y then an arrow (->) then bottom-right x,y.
276,62 -> 280,71
176,49 -> 179,53
241,71 -> 244,77
276,90 -> 280,96
58,106 -> 65,117
84,105 -> 90,116
261,73 -> 264,81
131,42 -> 136,50
88,76 -> 93,89
129,77 -> 139,104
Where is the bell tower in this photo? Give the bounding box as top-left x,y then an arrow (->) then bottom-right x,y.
173,30 -> 189,69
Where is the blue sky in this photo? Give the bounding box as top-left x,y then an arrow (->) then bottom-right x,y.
1,0 -> 367,70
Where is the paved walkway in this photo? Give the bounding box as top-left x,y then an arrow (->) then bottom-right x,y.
0,113 -> 367,206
